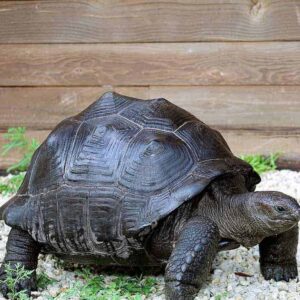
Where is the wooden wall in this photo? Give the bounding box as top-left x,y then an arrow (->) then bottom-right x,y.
0,0 -> 300,170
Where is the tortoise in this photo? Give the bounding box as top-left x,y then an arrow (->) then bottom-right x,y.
0,92 -> 299,300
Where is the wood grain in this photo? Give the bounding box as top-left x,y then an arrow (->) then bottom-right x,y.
222,128 -> 300,156
0,1 -> 300,43
1,43 -> 300,86
0,87 -> 149,129
0,86 -> 299,130
1,128 -> 299,170
149,86 -> 300,129
276,154 -> 300,171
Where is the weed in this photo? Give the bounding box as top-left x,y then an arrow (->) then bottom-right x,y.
36,272 -> 57,290
0,173 -> 25,195
240,153 -> 280,174
0,263 -> 32,300
110,275 -> 157,297
214,291 -> 228,300
0,127 -> 40,196
49,267 -> 158,300
1,127 -> 39,173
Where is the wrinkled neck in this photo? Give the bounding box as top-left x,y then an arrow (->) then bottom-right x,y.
227,193 -> 268,245
197,191 -> 265,247
218,194 -> 250,237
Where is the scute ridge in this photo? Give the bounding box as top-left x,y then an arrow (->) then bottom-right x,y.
77,92 -> 134,120
118,129 -> 195,193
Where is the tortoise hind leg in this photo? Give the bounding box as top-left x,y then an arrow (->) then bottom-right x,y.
0,228 -> 40,298
164,217 -> 219,300
259,225 -> 298,281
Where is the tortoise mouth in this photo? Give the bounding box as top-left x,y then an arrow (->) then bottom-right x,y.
218,238 -> 240,251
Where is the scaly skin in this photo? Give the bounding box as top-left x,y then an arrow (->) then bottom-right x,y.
0,229 -> 40,297
259,225 -> 298,282
164,217 -> 219,300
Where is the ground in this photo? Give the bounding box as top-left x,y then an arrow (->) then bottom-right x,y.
0,170 -> 299,300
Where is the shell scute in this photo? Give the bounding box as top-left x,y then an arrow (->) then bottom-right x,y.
120,97 -> 196,131
175,122 -> 233,162
28,118 -> 81,195
77,92 -> 133,120
118,129 -> 195,193
65,115 -> 140,186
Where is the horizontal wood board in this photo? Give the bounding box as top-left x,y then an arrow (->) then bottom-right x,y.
0,1 -> 300,43
0,43 -> 300,86
0,86 -> 300,130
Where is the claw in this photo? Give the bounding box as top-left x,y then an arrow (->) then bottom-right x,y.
165,280 -> 198,300
261,263 -> 298,282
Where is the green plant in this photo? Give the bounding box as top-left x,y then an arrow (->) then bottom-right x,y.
240,153 -> 280,174
109,276 -> 157,297
36,272 -> 58,290
215,291 -> 228,300
49,268 -> 157,300
0,173 -> 25,195
0,127 -> 40,195
0,263 -> 33,300
2,127 -> 39,173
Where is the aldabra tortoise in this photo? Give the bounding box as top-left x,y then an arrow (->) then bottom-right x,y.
0,92 -> 299,300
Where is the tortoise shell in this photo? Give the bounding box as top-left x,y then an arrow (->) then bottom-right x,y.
2,92 -> 259,244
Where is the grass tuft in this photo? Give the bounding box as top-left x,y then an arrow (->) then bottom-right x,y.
0,127 -> 40,196
240,153 -> 280,174
0,263 -> 32,300
49,267 -> 158,300
1,127 -> 39,173
36,272 -> 58,290
0,173 -> 25,196
214,291 -> 228,300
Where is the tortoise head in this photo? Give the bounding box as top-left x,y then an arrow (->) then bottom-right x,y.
197,174 -> 300,248
199,172 -> 300,248
248,191 -> 300,233
232,191 -> 300,248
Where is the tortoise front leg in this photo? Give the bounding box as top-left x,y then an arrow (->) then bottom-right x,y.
164,217 -> 219,300
259,225 -> 298,281
0,228 -> 40,298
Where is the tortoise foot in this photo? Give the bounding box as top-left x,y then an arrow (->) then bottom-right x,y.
165,280 -> 198,300
261,262 -> 298,282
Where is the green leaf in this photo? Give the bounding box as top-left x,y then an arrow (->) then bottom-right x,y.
37,272 -> 58,290
240,153 -> 280,174
0,173 -> 25,195
1,127 -> 40,173
55,268 -> 158,300
0,263 -> 32,300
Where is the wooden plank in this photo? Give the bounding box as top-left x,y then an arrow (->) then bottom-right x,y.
0,86 -> 299,130
221,129 -> 300,156
1,1 -> 300,43
149,86 -> 300,129
0,87 -> 150,129
0,128 -> 299,171
277,154 -> 300,171
1,43 -> 300,86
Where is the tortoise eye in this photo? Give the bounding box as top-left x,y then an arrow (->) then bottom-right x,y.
275,206 -> 286,212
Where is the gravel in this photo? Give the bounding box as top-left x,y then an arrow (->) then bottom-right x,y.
0,170 -> 300,300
